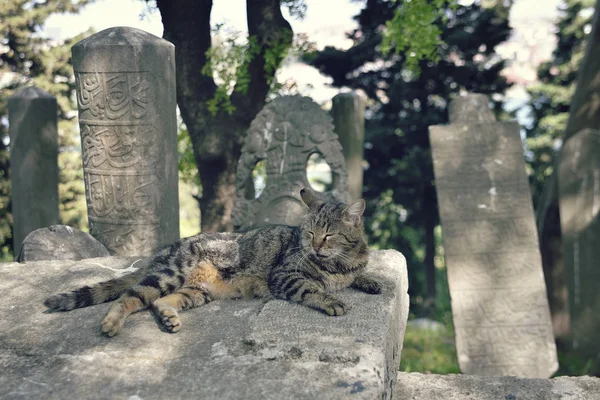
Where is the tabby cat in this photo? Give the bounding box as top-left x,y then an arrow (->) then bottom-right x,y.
44,188 -> 382,337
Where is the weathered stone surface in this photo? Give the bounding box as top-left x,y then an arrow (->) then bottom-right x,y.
0,250 -> 408,400
233,95 -> 351,230
8,86 -> 59,256
72,27 -> 179,256
16,225 -> 110,262
331,92 -> 366,200
395,372 -> 600,400
429,94 -> 558,378
558,128 -> 600,358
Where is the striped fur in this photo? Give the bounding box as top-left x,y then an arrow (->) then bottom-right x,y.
44,188 -> 382,336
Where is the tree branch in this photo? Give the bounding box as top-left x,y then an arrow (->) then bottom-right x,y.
230,0 -> 293,124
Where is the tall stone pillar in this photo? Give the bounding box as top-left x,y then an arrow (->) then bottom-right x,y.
558,128 -> 600,357
331,92 -> 366,200
72,27 -> 179,256
8,87 -> 59,255
429,93 -> 558,378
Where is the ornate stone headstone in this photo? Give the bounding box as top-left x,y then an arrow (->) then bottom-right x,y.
331,92 -> 366,200
233,95 -> 351,230
8,86 -> 59,256
558,128 -> 600,358
72,27 -> 179,256
429,93 -> 558,378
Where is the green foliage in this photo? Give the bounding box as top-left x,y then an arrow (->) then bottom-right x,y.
201,24 -> 296,116
381,0 -> 458,74
555,350 -> 600,377
525,0 -> 595,208
177,123 -> 201,187
400,321 -> 460,373
0,0 -> 93,256
281,0 -> 308,19
201,28 -> 261,116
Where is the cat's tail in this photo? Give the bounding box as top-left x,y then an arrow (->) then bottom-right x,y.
44,268 -> 146,312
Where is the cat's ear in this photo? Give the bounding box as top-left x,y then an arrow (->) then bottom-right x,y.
342,199 -> 366,226
300,188 -> 323,209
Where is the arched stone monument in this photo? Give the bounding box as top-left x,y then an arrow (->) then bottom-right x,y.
232,95 -> 351,230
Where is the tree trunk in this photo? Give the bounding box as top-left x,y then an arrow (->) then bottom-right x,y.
156,0 -> 292,232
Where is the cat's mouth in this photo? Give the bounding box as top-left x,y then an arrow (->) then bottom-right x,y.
313,251 -> 331,260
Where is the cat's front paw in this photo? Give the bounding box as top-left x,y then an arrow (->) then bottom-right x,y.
319,297 -> 349,316
352,276 -> 383,294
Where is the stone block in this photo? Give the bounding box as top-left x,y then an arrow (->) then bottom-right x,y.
0,250 -> 408,400
395,372 -> 600,400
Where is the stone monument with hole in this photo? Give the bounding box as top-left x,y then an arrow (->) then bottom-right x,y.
558,128 -> 600,358
233,95 -> 351,230
429,93 -> 558,378
331,92 -> 366,200
8,86 -> 59,256
72,27 -> 179,256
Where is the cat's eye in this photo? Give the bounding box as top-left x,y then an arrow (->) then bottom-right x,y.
308,231 -> 314,237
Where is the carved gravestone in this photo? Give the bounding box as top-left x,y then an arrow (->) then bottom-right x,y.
331,92 -> 366,200
72,27 -> 179,256
8,86 -> 59,255
429,94 -> 558,378
558,128 -> 600,358
233,95 -> 351,230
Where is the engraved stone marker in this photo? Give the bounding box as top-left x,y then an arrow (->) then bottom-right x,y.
72,27 -> 179,256
8,86 -> 59,255
429,93 -> 558,378
233,95 -> 351,230
558,128 -> 600,358
331,92 -> 366,200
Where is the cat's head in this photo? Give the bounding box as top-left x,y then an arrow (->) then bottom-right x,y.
299,188 -> 368,263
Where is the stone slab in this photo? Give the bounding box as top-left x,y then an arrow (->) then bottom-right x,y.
331,92 -> 366,200
429,95 -> 557,378
0,250 -> 408,400
558,128 -> 600,357
395,372 -> 600,400
16,225 -> 110,262
8,86 -> 59,255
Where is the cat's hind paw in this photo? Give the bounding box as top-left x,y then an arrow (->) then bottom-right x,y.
101,312 -> 125,337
